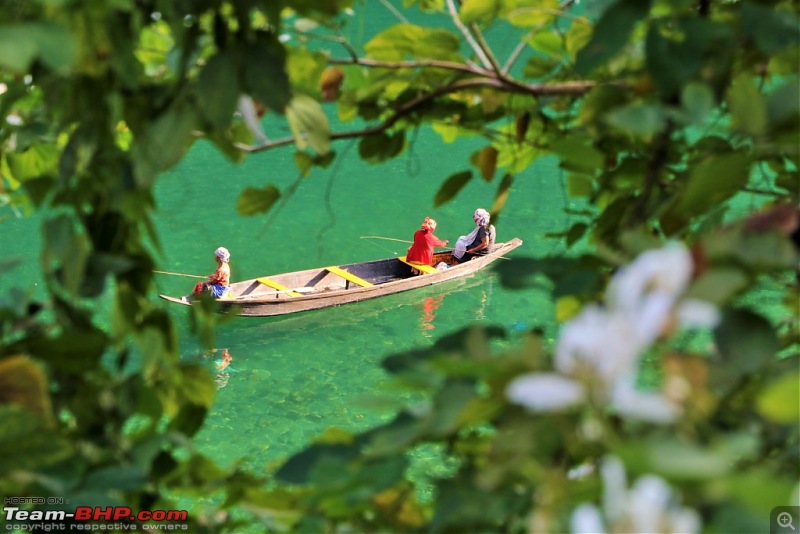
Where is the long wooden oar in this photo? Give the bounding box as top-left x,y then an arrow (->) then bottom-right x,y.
154,270 -> 207,279
360,235 -> 412,244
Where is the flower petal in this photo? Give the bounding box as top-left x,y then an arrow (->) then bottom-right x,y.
570,503 -> 607,534
506,373 -> 586,412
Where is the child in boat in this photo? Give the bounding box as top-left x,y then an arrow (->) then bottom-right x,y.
190,247 -> 231,299
407,217 -> 449,273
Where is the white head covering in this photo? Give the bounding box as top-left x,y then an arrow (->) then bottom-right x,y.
214,247 -> 230,263
474,208 -> 490,226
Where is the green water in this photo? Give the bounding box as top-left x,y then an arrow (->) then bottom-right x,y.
155,130 -> 569,470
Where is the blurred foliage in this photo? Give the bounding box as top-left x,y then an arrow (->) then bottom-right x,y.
0,0 -> 798,531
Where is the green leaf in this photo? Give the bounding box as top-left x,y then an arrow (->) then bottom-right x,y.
28,22 -> 76,73
660,152 -> 751,234
84,465 -> 148,491
286,94 -> 330,155
684,267 -> 748,306
727,74 -> 767,137
0,406 -> 71,476
470,146 -> 498,181
197,53 -> 240,130
0,23 -> 74,73
426,382 -> 477,437
567,174 -> 594,198
550,136 -> 604,173
767,77 -> 800,131
358,132 -> 405,163
459,0 -> 501,25
177,364 -> 216,409
0,356 -> 52,422
714,309 -> 779,373
741,2 -> 800,55
680,82 -> 715,125
276,444 -> 357,484
237,185 -> 281,216
522,56 -> 557,78
491,173 -> 513,216
757,372 -> 800,424
575,0 -> 652,75
525,31 -> 563,59
606,102 -> 667,137
503,0 -> 560,28
365,24 -> 461,61
434,171 -> 472,207
286,48 -> 328,98
238,32 -> 291,112
645,18 -> 719,97
133,104 -> 197,186
5,144 -> 60,181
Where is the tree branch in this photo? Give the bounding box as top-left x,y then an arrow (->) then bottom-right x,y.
328,56 -> 490,76
236,77 -> 600,154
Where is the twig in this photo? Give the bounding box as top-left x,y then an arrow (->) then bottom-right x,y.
503,41 -> 528,74
328,56 -> 490,76
445,0 -> 493,70
379,0 -> 409,23
469,23 -> 504,76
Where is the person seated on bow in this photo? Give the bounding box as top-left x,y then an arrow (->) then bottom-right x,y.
453,208 -> 496,263
406,217 -> 449,274
189,246 -> 231,299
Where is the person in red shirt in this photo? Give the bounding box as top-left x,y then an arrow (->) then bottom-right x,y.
407,217 -> 448,272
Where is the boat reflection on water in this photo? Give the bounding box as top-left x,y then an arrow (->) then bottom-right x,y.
419,294 -> 444,337
187,348 -> 235,389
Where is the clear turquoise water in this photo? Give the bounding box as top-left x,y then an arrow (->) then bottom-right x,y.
157,129 -> 569,471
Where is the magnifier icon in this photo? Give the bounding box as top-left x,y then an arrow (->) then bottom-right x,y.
778,512 -> 796,531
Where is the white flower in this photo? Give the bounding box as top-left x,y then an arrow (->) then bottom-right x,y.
608,245 -> 694,313
506,243 -> 715,424
611,376 -> 682,423
607,244 -> 696,346
570,456 -> 702,534
555,305 -> 643,384
506,373 -> 586,412
570,503 -> 606,534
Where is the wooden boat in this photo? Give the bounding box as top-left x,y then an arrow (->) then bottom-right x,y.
159,238 -> 522,317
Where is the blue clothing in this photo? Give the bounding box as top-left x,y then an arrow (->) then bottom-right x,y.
209,283 -> 230,298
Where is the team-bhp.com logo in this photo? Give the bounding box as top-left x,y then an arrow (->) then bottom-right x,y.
4,504 -> 189,531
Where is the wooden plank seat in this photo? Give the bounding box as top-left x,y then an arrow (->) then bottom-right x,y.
397,255 -> 438,275
257,277 -> 304,297
324,266 -> 374,287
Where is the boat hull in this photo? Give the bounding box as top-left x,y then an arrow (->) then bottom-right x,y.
159,238 -> 522,317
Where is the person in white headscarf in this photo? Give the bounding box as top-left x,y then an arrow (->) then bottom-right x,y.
453,208 -> 496,262
187,247 -> 232,300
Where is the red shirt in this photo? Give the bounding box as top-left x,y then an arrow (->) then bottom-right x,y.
208,263 -> 230,286
407,229 -> 447,266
